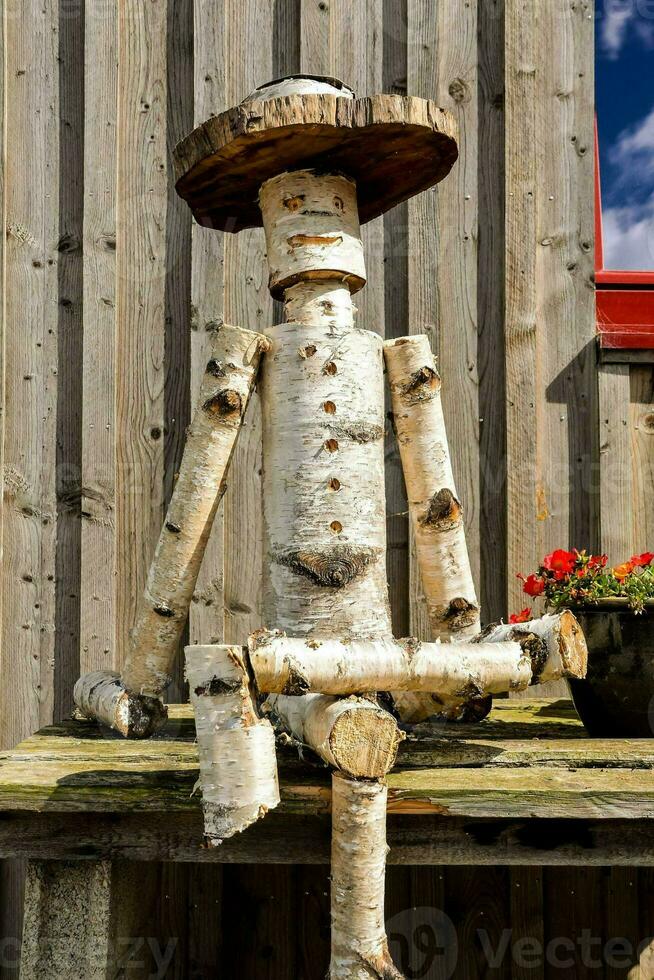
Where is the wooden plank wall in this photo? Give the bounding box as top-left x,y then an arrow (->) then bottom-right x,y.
1,0 -> 653,975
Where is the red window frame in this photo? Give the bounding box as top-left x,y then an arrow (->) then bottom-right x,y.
595,120 -> 654,350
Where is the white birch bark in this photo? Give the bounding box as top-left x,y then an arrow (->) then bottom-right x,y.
265,693 -> 403,778
384,334 -> 481,724
476,610 -> 588,686
259,170 -> 366,297
260,314 -> 391,641
73,671 -> 167,738
384,334 -> 479,640
120,324 -> 269,698
250,632 -> 534,696
186,644 -> 280,845
329,775 -> 403,979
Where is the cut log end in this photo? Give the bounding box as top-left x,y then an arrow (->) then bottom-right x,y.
203,800 -> 272,848
329,701 -> 403,779
73,671 -> 168,739
555,609 -> 589,679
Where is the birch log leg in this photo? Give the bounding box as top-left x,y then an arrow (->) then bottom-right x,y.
74,324 -> 269,737
384,334 -> 481,723
266,693 -> 403,778
330,775 -> 404,979
186,644 -> 280,845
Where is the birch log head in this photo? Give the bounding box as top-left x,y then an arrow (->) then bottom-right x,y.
120,325 -> 269,700
186,644 -> 280,845
330,775 -> 404,979
259,170 -> 366,297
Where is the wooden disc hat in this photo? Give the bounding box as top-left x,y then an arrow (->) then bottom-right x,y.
173,74 -> 459,235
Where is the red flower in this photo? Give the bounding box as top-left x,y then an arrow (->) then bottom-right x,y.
588,554 -> 608,569
522,574 -> 545,597
542,549 -> 577,576
509,607 -> 532,624
630,552 -> 654,568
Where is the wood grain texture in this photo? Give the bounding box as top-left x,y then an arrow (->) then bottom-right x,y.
188,1 -> 227,649
115,0 -> 169,666
1,0 -> 59,751
505,0 -> 538,618
80,0 -> 118,675
598,364 -> 635,562
630,366 -> 654,549
221,0 -> 273,646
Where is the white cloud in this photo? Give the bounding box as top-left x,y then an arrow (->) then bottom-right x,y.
603,196 -> 654,269
601,3 -> 635,58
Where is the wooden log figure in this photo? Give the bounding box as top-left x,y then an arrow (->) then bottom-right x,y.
69,74 -> 588,977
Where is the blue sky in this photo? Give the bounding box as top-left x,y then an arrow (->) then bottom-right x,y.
597,0 -> 654,269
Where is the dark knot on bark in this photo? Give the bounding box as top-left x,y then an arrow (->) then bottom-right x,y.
508,629 -> 549,682
420,488 -> 462,530
443,597 -> 479,632
203,388 -> 242,419
400,364 -> 440,404
275,546 -> 378,588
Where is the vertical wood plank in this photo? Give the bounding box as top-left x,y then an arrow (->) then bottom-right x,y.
330,1 -> 384,337
598,364 -> 634,562
300,0 -> 331,73
80,0 -> 118,675
478,0 -> 507,625
382,0 -> 410,637
187,865 -> 223,979
115,0 -> 169,665
543,867 -> 604,980
605,868 -> 639,980
222,0 -> 274,645
434,0 -> 480,599
504,0 -> 538,617
188,1 -> 227,649
445,866 -> 510,979
0,1 -> 61,967
510,867 -> 545,980
630,366 -> 654,548
163,0 -> 193,701
536,0 -> 597,562
1,0 -> 59,745
296,865 -> 331,980
54,0 -> 84,722
406,1 -> 440,640
222,865 -> 297,979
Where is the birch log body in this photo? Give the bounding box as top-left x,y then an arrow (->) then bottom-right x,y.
266,693 -> 403,778
250,632 -> 534,696
477,611 -> 588,685
73,671 -> 167,738
120,324 -> 269,697
186,644 -> 280,845
260,318 -> 392,641
330,775 -> 403,979
259,170 -> 366,297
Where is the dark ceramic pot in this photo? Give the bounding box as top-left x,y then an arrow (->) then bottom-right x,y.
568,601 -> 654,737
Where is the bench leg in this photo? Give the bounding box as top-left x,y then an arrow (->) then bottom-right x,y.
20,860 -> 149,979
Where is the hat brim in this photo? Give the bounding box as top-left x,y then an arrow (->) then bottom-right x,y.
174,94 -> 458,233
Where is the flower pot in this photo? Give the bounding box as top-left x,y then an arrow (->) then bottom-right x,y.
568,600 -> 654,737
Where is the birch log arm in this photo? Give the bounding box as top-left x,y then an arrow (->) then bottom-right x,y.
74,324 -> 269,736
185,644 -> 280,845
247,623 -> 587,697
384,333 -> 481,723
330,775 -> 403,980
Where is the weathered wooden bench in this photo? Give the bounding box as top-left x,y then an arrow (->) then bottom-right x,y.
2,698 -> 654,977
